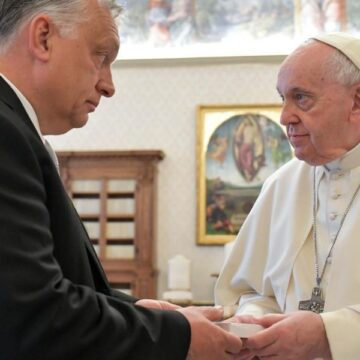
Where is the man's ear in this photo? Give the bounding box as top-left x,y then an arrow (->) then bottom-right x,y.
27,15 -> 55,61
350,84 -> 360,121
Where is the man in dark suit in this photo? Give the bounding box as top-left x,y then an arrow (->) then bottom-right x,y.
0,0 -> 243,359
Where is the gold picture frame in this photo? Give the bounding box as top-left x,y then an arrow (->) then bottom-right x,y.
196,104 -> 292,245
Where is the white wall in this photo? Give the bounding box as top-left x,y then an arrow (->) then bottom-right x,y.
48,56 -> 284,301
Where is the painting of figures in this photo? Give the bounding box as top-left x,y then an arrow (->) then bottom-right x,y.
197,105 -> 292,244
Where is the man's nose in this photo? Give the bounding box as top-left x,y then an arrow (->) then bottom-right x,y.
280,102 -> 298,126
96,70 -> 115,98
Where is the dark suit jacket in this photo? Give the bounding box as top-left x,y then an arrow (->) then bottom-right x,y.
0,77 -> 190,360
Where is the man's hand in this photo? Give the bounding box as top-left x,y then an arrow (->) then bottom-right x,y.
243,311 -> 331,359
222,314 -> 265,360
178,306 -> 243,360
224,314 -> 260,325
136,301 -> 244,358
135,298 -> 180,310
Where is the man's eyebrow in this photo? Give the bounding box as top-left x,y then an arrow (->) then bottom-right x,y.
277,86 -> 312,95
290,87 -> 310,93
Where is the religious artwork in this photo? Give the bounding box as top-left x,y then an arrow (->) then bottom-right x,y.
116,0 -> 360,59
196,105 -> 292,245
116,0 -> 294,58
118,0 -> 196,50
298,0 -> 347,36
347,0 -> 360,32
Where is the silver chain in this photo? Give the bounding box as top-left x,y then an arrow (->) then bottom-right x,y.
313,167 -> 360,287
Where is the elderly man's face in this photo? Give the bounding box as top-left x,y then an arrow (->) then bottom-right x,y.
277,42 -> 357,165
41,0 -> 120,134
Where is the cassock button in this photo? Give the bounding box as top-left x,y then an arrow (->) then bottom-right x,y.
331,172 -> 344,180
329,212 -> 338,221
331,192 -> 341,199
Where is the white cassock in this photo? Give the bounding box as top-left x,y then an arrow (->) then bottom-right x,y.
215,143 -> 360,360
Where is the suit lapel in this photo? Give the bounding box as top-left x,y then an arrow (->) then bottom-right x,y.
0,76 -> 40,138
0,76 -> 112,295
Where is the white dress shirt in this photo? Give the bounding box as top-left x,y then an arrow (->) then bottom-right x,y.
0,74 -> 44,143
0,74 -> 59,170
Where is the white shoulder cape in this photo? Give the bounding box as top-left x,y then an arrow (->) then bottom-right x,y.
215,157 -> 360,313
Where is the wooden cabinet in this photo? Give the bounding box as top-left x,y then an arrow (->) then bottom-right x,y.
57,151 -> 164,299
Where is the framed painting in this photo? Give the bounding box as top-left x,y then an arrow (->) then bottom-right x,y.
117,0 -> 295,59
117,0 -> 360,60
196,105 -> 293,245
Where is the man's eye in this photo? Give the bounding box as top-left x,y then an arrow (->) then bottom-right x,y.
294,93 -> 313,110
95,53 -> 107,68
98,54 -> 106,63
295,93 -> 306,101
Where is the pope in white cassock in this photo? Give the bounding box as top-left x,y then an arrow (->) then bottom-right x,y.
215,32 -> 360,360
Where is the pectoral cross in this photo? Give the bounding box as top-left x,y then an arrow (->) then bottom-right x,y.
298,287 -> 324,314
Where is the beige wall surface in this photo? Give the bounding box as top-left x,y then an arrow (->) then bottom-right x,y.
48,57 -> 283,302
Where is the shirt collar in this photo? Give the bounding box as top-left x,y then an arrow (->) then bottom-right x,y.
324,142 -> 360,172
0,74 -> 45,144
314,142 -> 360,185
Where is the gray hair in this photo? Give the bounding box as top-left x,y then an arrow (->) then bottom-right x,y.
0,0 -> 122,54
325,45 -> 360,86
305,38 -> 360,87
